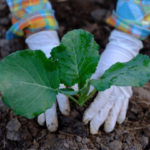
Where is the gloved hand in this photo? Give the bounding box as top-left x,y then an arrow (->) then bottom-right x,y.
25,30 -> 70,131
82,29 -> 143,134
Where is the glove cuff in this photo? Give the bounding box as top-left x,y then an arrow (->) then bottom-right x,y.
108,29 -> 143,57
25,30 -> 60,58
91,29 -> 143,80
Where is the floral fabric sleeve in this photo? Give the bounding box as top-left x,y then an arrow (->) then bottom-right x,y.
106,0 -> 150,40
6,0 -> 58,39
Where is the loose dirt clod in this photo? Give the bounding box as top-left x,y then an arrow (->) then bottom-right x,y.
58,134 -> 66,139
6,119 -> 21,131
76,136 -> 82,142
7,131 -> 21,141
100,144 -> 109,150
0,97 -> 8,112
82,137 -> 90,144
143,126 -> 150,137
64,143 -> 69,148
108,140 -> 122,150
96,136 -> 101,143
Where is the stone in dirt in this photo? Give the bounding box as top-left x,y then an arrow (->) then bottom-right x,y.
0,3 -> 7,11
76,136 -> 82,142
0,17 -> 9,25
82,137 -> 90,144
33,139 -> 39,149
96,136 -> 101,143
0,39 -> 11,58
91,9 -> 111,22
58,134 -> 66,140
0,97 -> 8,112
143,126 -> 150,137
0,26 -> 6,38
7,131 -> 21,141
0,39 -> 9,47
108,140 -> 122,150
0,47 -> 10,58
6,119 -> 21,131
46,133 -> 56,140
100,144 -> 109,150
64,143 -> 69,148
43,133 -> 56,149
137,135 -> 148,149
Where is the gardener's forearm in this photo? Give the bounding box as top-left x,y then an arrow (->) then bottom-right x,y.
6,0 -> 58,39
106,0 -> 150,41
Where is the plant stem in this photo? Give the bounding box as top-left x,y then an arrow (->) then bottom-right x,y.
78,91 -> 83,103
83,88 -> 97,104
66,94 -> 80,105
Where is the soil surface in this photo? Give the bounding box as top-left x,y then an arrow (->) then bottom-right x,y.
1,0 -> 150,150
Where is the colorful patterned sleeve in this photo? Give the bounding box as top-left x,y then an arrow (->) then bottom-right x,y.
106,0 -> 150,40
6,0 -> 58,39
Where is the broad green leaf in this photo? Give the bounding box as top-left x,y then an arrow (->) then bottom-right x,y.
90,54 -> 150,91
58,88 -> 78,95
0,50 -> 59,119
51,29 -> 100,89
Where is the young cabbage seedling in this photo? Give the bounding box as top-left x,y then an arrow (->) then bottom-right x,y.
0,29 -> 150,119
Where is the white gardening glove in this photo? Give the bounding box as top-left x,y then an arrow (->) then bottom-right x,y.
25,30 -> 70,132
83,29 -> 143,134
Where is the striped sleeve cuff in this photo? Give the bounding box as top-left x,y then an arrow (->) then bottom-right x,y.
106,0 -> 150,40
6,0 -> 58,39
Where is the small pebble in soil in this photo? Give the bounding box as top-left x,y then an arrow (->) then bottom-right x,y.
140,136 -> 148,149
6,119 -> 21,131
108,140 -> 122,150
7,131 -> 21,141
82,137 -> 90,144
0,17 -> 9,25
0,3 -> 7,11
76,136 -> 82,142
58,134 -> 66,140
68,140 -> 74,146
96,137 -> 101,143
100,144 -> 109,150
91,9 -> 111,22
0,96 -> 8,112
143,126 -> 150,137
64,143 -> 69,148
81,144 -> 88,150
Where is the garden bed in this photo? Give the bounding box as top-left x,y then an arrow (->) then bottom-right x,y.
1,0 -> 150,149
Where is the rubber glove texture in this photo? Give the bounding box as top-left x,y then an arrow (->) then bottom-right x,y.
26,31 -> 70,132
83,30 -> 143,134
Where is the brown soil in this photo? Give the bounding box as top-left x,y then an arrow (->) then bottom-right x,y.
1,0 -> 150,150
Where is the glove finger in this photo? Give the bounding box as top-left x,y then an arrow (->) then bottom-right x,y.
104,98 -> 123,133
117,87 -> 132,124
46,102 -> 58,132
117,98 -> 129,124
37,113 -> 46,126
57,93 -> 70,116
83,87 -> 113,125
90,94 -> 117,134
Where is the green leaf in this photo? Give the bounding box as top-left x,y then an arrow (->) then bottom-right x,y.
0,50 -> 59,119
51,29 -> 100,89
90,54 -> 150,91
58,88 -> 78,95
